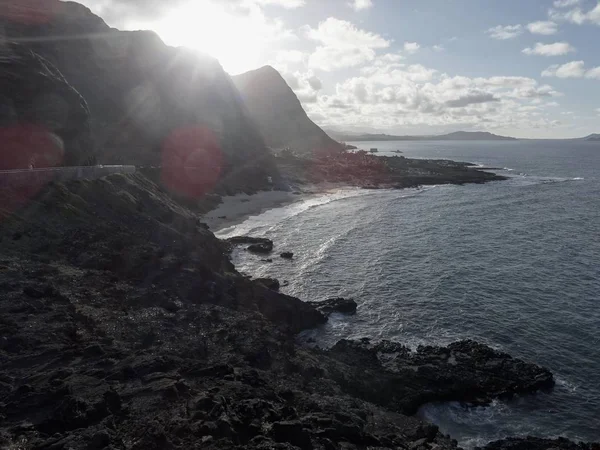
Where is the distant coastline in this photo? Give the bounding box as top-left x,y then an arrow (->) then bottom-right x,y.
329,130 -> 600,143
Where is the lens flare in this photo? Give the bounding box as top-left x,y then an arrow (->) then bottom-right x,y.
160,126 -> 223,199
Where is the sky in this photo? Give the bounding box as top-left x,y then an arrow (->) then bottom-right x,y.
77,0 -> 600,138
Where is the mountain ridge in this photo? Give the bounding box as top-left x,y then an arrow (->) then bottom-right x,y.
233,65 -> 343,154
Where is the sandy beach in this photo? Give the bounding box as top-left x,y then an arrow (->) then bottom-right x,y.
202,190 -> 301,231
202,182 -> 355,232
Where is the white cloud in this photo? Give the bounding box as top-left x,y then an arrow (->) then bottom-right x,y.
374,53 -> 404,66
275,50 -> 308,64
254,0 -> 305,7
523,42 -> 575,56
542,61 -> 600,79
549,3 -> 600,25
542,60 -> 586,78
281,70 -> 324,103
445,92 -> 499,108
527,21 -> 558,35
349,0 -> 373,11
432,45 -> 445,52
305,18 -> 390,71
305,18 -> 390,48
403,42 -> 421,54
309,46 -> 376,71
585,67 -> 600,80
308,75 -> 323,90
553,0 -> 580,8
487,24 -> 523,40
303,59 -> 562,134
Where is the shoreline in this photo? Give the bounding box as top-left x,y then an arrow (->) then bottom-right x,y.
202,182 -> 353,232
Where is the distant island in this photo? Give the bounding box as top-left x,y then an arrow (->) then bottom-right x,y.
329,130 -> 518,142
583,134 -> 600,141
330,130 -> 600,143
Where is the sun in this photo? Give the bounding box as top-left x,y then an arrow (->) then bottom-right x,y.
154,1 -> 265,75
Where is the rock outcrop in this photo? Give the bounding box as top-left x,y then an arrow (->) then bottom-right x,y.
326,339 -> 555,415
233,65 -> 343,154
481,437 -> 600,450
0,41 -> 94,168
254,277 -> 281,291
1,1 -> 277,194
308,297 -> 358,315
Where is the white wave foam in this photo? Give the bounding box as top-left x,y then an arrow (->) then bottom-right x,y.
556,376 -> 579,393
507,175 -> 585,187
216,188 -> 373,239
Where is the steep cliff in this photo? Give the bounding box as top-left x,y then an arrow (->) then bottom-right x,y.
1,1 -> 276,193
233,65 -> 343,154
0,41 -> 94,169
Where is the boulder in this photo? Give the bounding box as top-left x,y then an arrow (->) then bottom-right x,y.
254,278 -> 280,291
280,252 -> 294,259
248,243 -> 274,254
227,237 -> 273,246
308,298 -> 357,315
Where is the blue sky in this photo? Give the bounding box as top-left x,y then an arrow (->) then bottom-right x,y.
80,0 -> 600,138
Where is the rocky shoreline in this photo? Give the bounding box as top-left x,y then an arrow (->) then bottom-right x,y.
1,173 -> 597,450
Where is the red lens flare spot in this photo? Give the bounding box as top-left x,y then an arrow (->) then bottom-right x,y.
0,124 -> 64,170
0,124 -> 64,219
0,0 -> 61,25
161,126 -> 223,199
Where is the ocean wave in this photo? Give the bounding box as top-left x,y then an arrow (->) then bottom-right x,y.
216,188 -> 373,238
507,175 -> 585,186
555,376 -> 579,393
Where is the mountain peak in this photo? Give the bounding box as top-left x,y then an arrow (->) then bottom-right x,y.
233,66 -> 342,153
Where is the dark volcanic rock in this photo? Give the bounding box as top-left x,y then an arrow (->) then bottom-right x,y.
327,339 -> 555,415
227,236 -> 274,246
280,252 -> 294,259
308,297 -> 357,315
227,236 -> 274,254
481,437 -> 600,450
248,243 -> 274,254
0,41 -> 94,168
254,278 -> 281,291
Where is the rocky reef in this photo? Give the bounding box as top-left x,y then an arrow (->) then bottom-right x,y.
276,150 -> 506,189
1,174 -> 592,450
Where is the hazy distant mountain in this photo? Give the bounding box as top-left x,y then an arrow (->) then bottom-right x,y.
233,66 -> 342,154
583,134 -> 600,141
329,130 -> 517,142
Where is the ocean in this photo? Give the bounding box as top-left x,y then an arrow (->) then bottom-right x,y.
216,140 -> 600,448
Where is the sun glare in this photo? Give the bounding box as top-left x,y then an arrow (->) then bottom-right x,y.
155,1 -> 265,75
